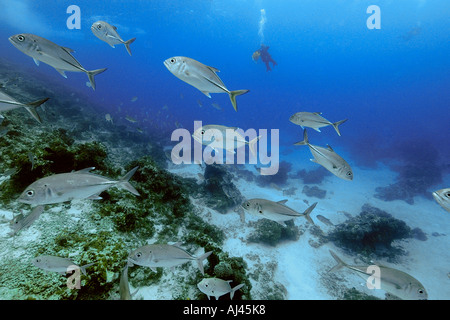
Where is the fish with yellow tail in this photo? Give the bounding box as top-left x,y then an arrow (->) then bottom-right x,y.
163,56 -> 249,112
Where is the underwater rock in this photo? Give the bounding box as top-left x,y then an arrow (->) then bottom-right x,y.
327,204 -> 413,260
302,185 -> 326,199
292,167 -> 331,184
201,164 -> 245,214
247,219 -> 303,246
255,161 -> 292,187
374,141 -> 444,205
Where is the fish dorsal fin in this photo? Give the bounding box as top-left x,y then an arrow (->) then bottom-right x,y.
207,66 -> 220,73
313,112 -> 322,115
277,199 -> 288,205
61,46 -> 75,54
112,25 -> 117,31
74,167 -> 96,173
327,145 -> 334,152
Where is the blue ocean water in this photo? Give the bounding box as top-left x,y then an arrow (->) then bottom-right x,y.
0,0 -> 449,301
1,0 -> 448,163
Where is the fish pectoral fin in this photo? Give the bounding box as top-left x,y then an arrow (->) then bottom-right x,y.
150,267 -> 157,272
310,158 -> 317,163
313,128 -> 321,132
207,65 -> 220,73
33,58 -> 40,66
275,220 -> 287,227
55,68 -> 68,79
87,194 -> 103,200
61,46 -> 75,53
201,91 -> 211,98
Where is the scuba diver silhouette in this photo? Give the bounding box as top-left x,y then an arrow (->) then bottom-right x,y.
252,44 -> 277,72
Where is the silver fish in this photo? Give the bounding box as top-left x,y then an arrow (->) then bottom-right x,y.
0,90 -> 48,123
119,264 -> 138,300
163,56 -> 249,111
289,112 -> 348,136
9,34 -> 107,90
192,124 -> 260,158
328,250 -> 428,300
197,278 -> 244,300
295,129 -> 353,181
18,166 -> 140,206
432,188 -> 450,213
91,21 -> 136,56
32,255 -> 94,275
128,243 -> 212,275
241,198 -> 317,226
316,214 -> 334,226
8,205 -> 44,237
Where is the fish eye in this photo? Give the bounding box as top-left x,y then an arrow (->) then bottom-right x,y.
26,190 -> 34,197
201,130 -> 205,135
97,24 -> 102,29
17,35 -> 25,42
347,172 -> 352,176
245,203 -> 250,207
259,210 -> 263,214
136,252 -> 142,258
170,58 -> 176,64
445,192 -> 450,198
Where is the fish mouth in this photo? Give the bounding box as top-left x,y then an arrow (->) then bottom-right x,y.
163,60 -> 169,69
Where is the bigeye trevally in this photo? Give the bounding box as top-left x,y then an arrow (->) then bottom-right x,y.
127,243 -> 212,275
328,250 -> 428,300
197,278 -> 244,300
192,124 -> 260,158
91,21 -> 136,56
9,34 -> 107,90
241,198 -> 317,226
432,188 -> 450,213
0,90 -> 48,123
295,129 -> 353,181
289,112 -> 348,136
18,167 -> 140,206
163,56 -> 249,112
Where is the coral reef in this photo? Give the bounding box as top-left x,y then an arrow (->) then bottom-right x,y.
374,140 -> 444,204
292,167 -> 331,184
198,164 -> 245,214
255,161 -> 292,187
327,204 -> 414,260
302,185 -> 327,199
247,219 -> 303,246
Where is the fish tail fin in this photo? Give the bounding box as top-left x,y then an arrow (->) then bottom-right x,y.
229,89 -> 250,112
196,251 -> 212,275
118,166 -> 140,196
230,283 -> 245,300
332,119 -> 348,136
328,250 -> 347,273
294,129 -> 309,146
80,262 -> 96,276
303,202 -> 317,225
248,135 -> 261,158
86,68 -> 107,91
124,37 -> 136,56
24,98 -> 49,123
